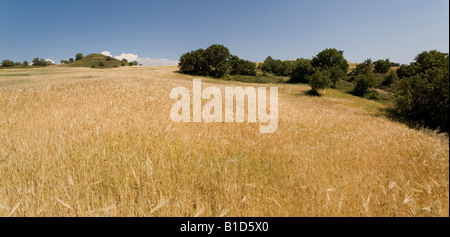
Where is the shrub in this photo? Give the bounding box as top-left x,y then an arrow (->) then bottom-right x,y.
353,71 -> 376,96
307,69 -> 331,94
365,90 -> 380,100
374,59 -> 391,74
69,58 -> 74,63
23,61 -> 29,67
98,61 -> 105,67
382,70 -> 398,87
106,56 -> 112,61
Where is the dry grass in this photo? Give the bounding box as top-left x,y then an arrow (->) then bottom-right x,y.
0,66 -> 448,217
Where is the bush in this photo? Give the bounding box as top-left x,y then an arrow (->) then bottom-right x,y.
382,70 -> 398,87
394,50 -> 449,133
1,60 -> 15,67
91,63 -> 96,68
69,58 -> 74,63
289,58 -> 314,83
23,61 -> 29,67
307,69 -> 331,94
374,59 -> 391,74
364,90 -> 379,100
353,71 -> 376,96
106,56 -> 112,61
75,53 -> 83,61
98,61 -> 105,67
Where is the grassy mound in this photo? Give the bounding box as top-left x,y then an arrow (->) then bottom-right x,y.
65,53 -> 123,68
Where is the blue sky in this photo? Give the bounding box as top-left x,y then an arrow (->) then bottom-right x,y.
0,0 -> 448,65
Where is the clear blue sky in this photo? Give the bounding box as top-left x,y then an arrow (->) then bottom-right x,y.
0,0 -> 448,65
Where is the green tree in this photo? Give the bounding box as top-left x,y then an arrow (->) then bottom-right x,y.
31,58 -> 48,66
349,59 -> 374,82
23,61 -> 29,67
328,65 -> 346,88
311,48 -> 349,73
179,44 -> 254,78
353,71 -> 376,96
394,50 -> 449,133
1,60 -> 14,67
307,69 -> 331,94
32,57 -> 40,65
179,49 -> 207,75
289,58 -> 314,83
230,56 -> 256,76
261,56 -> 293,76
75,53 -> 83,61
374,59 -> 391,74
261,56 -> 275,73
204,44 -> 231,77
69,58 -> 74,63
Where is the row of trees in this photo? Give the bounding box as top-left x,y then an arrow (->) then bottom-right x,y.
1,58 -> 54,68
179,44 -> 256,78
180,45 -> 447,133
1,53 -> 83,68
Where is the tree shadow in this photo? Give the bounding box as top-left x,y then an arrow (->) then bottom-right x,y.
377,107 -> 448,135
303,89 -> 321,97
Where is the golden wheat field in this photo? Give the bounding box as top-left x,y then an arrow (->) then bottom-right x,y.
0,66 -> 448,217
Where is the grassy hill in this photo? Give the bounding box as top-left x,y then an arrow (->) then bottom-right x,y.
65,53 -> 123,68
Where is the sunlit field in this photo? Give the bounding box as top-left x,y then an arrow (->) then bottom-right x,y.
0,66 -> 448,217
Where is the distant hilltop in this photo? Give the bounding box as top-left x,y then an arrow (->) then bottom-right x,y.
62,53 -> 139,68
